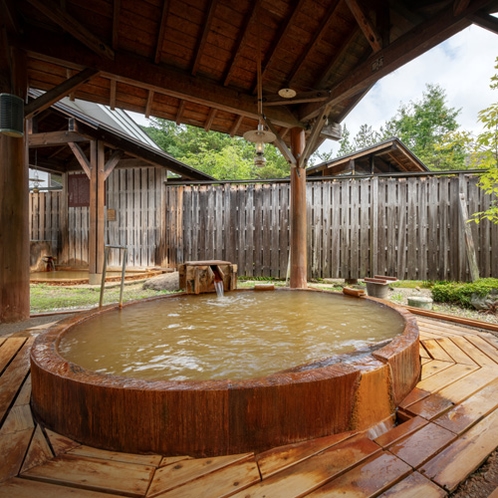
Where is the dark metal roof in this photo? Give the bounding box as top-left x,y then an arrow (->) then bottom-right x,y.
28,90 -> 214,181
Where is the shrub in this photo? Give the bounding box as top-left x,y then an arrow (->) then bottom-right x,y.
431,278 -> 498,308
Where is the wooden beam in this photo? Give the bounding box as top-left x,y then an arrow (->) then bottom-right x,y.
204,108 -> 217,132
344,0 -> 382,52
145,89 -> 154,118
29,131 -> 88,147
21,27 -> 300,129
26,0 -> 114,59
176,100 -> 185,125
191,0 -> 219,77
302,104 -> 332,166
468,11 -> 498,34
154,0 -> 171,64
103,148 -> 123,180
223,1 -> 260,87
109,79 -> 117,110
24,67 -> 100,119
66,69 -> 75,101
112,0 -> 121,50
316,28 -> 359,89
73,120 -> 214,181
258,0 -> 307,90
263,91 -> 329,106
454,0 -> 471,16
287,0 -> 341,87
229,115 -> 244,137
300,0 -> 496,121
264,118 -> 296,166
0,0 -> 22,35
68,141 -> 91,177
289,128 -> 307,289
33,157 -> 67,173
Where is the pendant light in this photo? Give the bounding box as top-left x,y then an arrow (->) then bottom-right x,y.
243,18 -> 275,167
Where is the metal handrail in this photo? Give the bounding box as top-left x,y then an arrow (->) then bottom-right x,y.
99,245 -> 128,308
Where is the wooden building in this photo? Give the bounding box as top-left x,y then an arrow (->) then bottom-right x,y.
28,93 -> 213,274
307,138 -> 430,177
1,0 -> 498,322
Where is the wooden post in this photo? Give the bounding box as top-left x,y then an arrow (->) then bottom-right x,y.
289,127 -> 307,289
0,46 -> 29,323
88,141 -> 106,284
458,191 -> 480,282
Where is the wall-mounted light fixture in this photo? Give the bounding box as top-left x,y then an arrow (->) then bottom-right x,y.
0,93 -> 24,138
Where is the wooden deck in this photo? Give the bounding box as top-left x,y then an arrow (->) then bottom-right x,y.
2,314 -> 498,497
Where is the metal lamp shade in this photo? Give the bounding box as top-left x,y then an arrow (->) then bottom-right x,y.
0,93 -> 24,138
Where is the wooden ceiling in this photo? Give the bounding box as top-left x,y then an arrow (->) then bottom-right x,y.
4,0 -> 498,165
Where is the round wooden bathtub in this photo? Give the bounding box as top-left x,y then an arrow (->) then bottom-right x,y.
30,291 -> 420,457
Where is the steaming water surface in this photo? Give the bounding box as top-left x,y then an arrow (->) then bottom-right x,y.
59,291 -> 404,381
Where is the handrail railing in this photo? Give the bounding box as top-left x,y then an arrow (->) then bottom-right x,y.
99,245 -> 128,308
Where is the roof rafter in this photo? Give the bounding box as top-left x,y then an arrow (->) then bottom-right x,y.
20,26 -> 300,128
26,0 -> 114,59
24,67 -> 100,119
112,0 -> 121,50
316,28 -> 359,89
109,79 -> 116,110
154,0 -> 171,64
145,90 -> 154,118
344,0 -> 383,52
223,1 -> 260,87
204,108 -> 217,131
191,0 -> 219,77
1,0 -> 22,36
257,0 -> 307,91
469,10 -> 498,34
176,100 -> 186,125
229,115 -> 244,137
454,0 -> 472,15
300,0 -> 498,121
287,0 -> 341,87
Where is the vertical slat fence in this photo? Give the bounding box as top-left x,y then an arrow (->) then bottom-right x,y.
30,173 -> 497,281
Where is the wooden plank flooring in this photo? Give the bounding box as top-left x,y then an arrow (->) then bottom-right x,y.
2,315 -> 498,496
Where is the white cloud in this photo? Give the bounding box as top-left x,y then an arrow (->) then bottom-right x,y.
321,24 -> 498,157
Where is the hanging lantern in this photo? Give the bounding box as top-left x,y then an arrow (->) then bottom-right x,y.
244,122 -> 275,167
243,17 -> 275,167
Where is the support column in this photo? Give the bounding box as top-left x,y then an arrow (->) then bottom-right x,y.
289,127 -> 307,289
0,47 -> 29,323
88,140 -> 106,284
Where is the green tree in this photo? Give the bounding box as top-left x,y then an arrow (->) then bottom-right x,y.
469,57 -> 498,224
336,125 -> 354,157
143,118 -> 290,180
382,84 -> 463,169
353,124 -> 382,150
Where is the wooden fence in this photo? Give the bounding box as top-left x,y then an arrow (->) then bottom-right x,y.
30,172 -> 497,281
